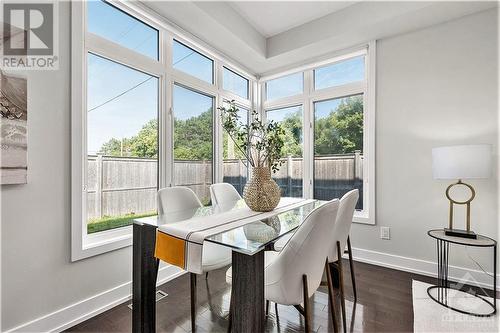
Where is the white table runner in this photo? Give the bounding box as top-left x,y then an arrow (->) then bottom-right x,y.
155,197 -> 314,273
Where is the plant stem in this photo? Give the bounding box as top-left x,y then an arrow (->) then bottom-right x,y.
226,130 -> 254,167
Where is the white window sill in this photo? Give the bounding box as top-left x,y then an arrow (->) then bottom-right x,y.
72,226 -> 133,261
353,210 -> 375,225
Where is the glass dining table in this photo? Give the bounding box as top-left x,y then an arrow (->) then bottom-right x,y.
132,198 -> 325,333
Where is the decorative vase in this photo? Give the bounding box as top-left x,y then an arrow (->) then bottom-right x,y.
243,167 -> 281,212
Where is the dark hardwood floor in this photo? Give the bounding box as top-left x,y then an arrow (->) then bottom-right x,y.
66,260 -> 438,333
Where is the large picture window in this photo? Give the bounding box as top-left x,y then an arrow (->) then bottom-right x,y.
314,95 -> 364,209
72,1 -> 255,260
261,48 -> 375,224
73,1 -> 373,261
86,53 -> 159,234
173,85 -> 214,204
266,105 -> 304,198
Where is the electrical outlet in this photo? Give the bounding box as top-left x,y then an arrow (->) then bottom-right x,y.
380,227 -> 391,240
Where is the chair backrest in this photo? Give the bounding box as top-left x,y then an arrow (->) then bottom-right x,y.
209,183 -> 241,205
264,199 -> 340,305
328,189 -> 359,262
157,187 -> 202,215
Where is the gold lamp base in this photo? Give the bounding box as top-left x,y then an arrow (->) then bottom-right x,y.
444,179 -> 477,239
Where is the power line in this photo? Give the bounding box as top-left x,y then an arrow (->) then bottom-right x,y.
173,51 -> 195,66
87,50 -> 196,113
87,76 -> 153,112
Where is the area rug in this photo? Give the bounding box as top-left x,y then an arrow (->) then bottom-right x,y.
413,280 -> 498,332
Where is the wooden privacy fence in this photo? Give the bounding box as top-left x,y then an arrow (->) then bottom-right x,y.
87,152 -> 363,220
87,155 -> 157,220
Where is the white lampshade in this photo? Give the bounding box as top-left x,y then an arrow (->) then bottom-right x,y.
432,144 -> 492,180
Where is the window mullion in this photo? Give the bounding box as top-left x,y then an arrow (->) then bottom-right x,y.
303,70 -> 313,198
214,58 -> 223,184
309,82 -> 365,102
160,30 -> 171,189
172,70 -> 218,96
86,33 -> 164,76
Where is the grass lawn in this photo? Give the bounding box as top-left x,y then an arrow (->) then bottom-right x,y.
87,212 -> 157,234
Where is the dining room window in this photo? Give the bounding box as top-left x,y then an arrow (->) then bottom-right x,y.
265,72 -> 304,101
266,105 -> 304,198
86,53 -> 159,234
223,67 -> 249,99
72,1 -> 255,260
87,0 -> 159,60
314,56 -> 365,90
73,2 -> 372,263
260,46 -> 375,224
173,85 -> 215,205
173,40 -> 214,84
314,94 -> 364,210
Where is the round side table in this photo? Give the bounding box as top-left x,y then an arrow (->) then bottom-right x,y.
427,229 -> 497,316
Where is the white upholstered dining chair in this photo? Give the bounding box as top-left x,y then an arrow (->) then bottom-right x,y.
226,199 -> 341,333
209,183 -> 242,205
270,189 -> 359,332
157,187 -> 232,331
326,189 -> 359,333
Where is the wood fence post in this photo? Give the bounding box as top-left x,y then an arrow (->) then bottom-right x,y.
287,155 -> 292,196
354,150 -> 361,181
238,159 -> 244,190
96,154 -> 103,218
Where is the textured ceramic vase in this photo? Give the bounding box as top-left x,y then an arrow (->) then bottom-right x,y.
243,167 -> 281,212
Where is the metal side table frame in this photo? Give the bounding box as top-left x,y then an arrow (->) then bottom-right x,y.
427,229 -> 497,317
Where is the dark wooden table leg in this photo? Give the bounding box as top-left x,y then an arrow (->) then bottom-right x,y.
231,250 -> 264,333
133,223 -> 159,333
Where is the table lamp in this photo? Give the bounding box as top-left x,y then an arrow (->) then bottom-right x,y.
432,144 -> 491,239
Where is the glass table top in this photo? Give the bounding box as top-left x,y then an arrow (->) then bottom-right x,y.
134,198 -> 326,255
206,200 -> 325,255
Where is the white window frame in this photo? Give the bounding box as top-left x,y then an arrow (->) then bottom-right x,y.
71,1 -> 255,261
260,43 -> 376,225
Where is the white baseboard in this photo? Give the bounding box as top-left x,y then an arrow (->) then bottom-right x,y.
349,247 -> 499,290
6,247 -> 498,332
5,265 -> 185,333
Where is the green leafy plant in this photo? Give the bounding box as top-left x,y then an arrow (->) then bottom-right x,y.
219,101 -> 285,173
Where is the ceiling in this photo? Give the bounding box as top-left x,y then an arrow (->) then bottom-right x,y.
228,1 -> 356,37
143,1 -> 497,75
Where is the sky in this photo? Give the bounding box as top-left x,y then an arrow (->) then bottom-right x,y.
173,85 -> 213,121
85,0 -> 365,154
267,105 -> 302,123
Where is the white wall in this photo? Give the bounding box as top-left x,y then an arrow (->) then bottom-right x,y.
0,3 -> 497,332
351,8 -> 498,280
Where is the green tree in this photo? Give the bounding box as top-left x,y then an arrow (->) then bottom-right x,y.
98,108 -> 214,160
99,137 -> 134,156
279,110 -> 303,157
130,119 -> 158,158
315,96 -> 363,155
98,96 -> 363,160
173,108 -> 213,160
